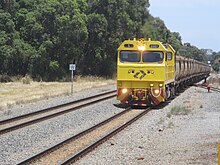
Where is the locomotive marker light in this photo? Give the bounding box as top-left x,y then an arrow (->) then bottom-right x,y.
150,83 -> 162,97
150,83 -> 154,87
69,64 -> 76,94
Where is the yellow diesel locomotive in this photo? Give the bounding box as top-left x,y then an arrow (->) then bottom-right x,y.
117,38 -> 210,106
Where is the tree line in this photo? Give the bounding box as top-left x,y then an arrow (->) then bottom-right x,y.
0,0 -> 216,81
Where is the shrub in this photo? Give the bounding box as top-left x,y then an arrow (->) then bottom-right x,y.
167,105 -> 191,117
22,75 -> 32,84
0,74 -> 12,82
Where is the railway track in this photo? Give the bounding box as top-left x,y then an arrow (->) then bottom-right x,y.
17,107 -> 151,165
194,84 -> 220,92
0,90 -> 116,135
208,86 -> 220,92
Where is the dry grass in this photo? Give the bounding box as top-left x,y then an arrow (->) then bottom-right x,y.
0,76 -> 115,111
167,105 -> 191,118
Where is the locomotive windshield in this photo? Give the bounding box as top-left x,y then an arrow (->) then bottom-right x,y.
120,51 -> 140,63
142,51 -> 164,63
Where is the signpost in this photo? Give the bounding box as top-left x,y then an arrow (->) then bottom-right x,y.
69,64 -> 76,94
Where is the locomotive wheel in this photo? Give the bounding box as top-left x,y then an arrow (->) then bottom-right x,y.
170,86 -> 175,99
165,87 -> 171,100
146,94 -> 153,107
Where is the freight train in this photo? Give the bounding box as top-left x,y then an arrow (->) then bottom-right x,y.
117,38 -> 210,106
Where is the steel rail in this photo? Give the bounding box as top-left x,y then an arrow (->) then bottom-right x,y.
17,107 -> 133,165
194,84 -> 220,92
209,86 -> 220,92
0,90 -> 116,135
61,108 -> 150,165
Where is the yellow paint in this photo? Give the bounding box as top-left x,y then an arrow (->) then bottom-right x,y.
117,38 -> 175,84
165,44 -> 175,81
117,38 -> 175,102
117,81 -> 164,89
218,143 -> 220,165
118,64 -> 165,82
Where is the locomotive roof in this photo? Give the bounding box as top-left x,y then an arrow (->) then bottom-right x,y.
118,38 -> 168,52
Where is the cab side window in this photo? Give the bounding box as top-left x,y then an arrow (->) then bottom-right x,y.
167,52 -> 172,61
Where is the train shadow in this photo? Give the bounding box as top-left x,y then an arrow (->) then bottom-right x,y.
113,103 -> 149,109
152,101 -> 171,110
113,103 -> 130,109
114,102 -> 170,110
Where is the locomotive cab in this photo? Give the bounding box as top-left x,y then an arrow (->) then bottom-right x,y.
117,38 -> 175,106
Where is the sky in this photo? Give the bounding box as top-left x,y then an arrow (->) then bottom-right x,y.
149,0 -> 220,52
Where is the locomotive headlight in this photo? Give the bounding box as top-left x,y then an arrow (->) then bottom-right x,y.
159,84 -> 163,88
122,88 -> 128,94
150,84 -> 154,87
138,46 -> 146,51
150,87 -> 161,97
154,89 -> 160,95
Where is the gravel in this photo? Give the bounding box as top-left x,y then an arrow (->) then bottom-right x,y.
75,86 -> 220,165
0,84 -> 122,164
1,79 -> 220,165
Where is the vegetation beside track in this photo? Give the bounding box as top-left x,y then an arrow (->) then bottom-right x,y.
207,73 -> 220,88
0,76 -> 115,111
0,0 -> 214,82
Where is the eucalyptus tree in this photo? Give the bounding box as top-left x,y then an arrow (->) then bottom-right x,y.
0,8 -> 35,76
15,0 -> 88,80
85,0 -> 150,76
82,13 -> 108,75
